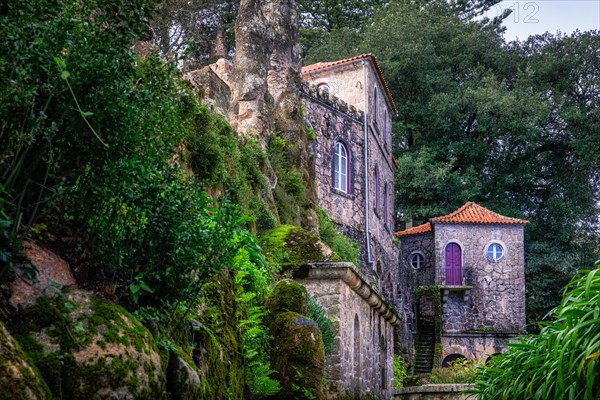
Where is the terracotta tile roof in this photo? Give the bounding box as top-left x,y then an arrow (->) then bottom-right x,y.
430,202 -> 528,225
395,222 -> 432,238
302,53 -> 397,114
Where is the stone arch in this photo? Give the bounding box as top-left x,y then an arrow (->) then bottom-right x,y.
442,353 -> 466,368
441,344 -> 470,363
353,314 -> 361,397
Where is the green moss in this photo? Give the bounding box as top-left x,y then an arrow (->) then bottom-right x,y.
316,207 -> 359,266
191,269 -> 246,399
0,322 -> 51,400
266,279 -> 308,316
9,290 -> 165,400
260,225 -> 341,269
269,312 -> 325,399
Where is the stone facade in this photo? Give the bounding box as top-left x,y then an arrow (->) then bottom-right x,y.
294,263 -> 399,399
396,203 -> 527,366
300,55 -> 415,372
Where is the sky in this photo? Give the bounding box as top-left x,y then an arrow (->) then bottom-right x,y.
485,0 -> 600,41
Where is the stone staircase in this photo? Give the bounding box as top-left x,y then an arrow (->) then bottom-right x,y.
414,323 -> 436,373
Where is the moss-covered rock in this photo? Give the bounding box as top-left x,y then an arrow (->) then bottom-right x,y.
265,279 -> 308,316
192,268 -> 246,399
0,321 -> 50,400
9,289 -> 166,399
166,350 -> 202,400
268,311 -> 325,400
260,224 -> 341,268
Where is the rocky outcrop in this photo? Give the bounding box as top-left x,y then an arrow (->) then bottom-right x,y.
266,279 -> 325,399
229,0 -> 317,231
9,241 -> 76,309
9,289 -> 165,399
0,321 -> 49,400
260,225 -> 341,268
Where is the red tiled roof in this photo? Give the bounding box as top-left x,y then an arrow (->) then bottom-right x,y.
430,202 -> 528,225
395,222 -> 432,238
301,54 -> 397,114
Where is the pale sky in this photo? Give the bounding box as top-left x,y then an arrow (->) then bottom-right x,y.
485,0 -> 600,41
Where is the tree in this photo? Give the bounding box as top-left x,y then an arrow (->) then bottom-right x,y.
150,0 -> 239,69
304,0 -> 600,324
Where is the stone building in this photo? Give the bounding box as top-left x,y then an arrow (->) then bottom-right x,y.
299,54 -> 414,397
395,202 -> 528,372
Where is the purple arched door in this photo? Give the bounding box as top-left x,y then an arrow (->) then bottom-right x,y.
445,243 -> 462,285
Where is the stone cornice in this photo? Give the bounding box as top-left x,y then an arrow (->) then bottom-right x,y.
293,262 -> 401,326
300,82 -> 364,122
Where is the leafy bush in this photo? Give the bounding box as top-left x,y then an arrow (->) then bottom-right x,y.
430,358 -> 479,384
306,295 -> 335,355
316,208 -> 359,266
393,354 -> 410,388
473,263 -> 600,399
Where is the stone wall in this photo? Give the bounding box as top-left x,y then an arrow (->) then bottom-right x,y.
294,263 -> 399,399
400,232 -> 435,286
441,332 -> 519,362
433,224 -> 526,333
394,384 -> 474,400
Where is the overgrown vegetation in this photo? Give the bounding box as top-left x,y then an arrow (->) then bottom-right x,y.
430,359 -> 479,384
473,263 -> 600,399
306,294 -> 335,355
316,207 -> 359,266
393,354 -> 409,389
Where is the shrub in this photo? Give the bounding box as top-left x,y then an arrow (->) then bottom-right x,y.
393,354 -> 410,388
430,358 -> 479,384
306,295 -> 336,355
473,263 -> 600,399
316,208 -> 359,266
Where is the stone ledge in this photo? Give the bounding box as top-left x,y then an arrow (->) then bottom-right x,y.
395,384 -> 474,394
293,262 -> 401,326
442,331 -> 524,338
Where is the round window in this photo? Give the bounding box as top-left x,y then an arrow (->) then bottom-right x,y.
487,243 -> 503,260
410,253 -> 424,269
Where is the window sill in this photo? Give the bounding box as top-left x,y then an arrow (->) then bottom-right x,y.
331,187 -> 354,200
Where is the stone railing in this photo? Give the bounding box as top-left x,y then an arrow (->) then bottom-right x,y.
394,384 -> 475,400
293,262 -> 401,326
300,81 -> 364,121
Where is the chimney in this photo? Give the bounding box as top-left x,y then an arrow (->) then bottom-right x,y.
405,219 -> 414,229
212,29 -> 226,59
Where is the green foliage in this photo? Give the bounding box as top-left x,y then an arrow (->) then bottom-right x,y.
306,295 -> 335,355
430,358 -> 479,384
316,207 -> 359,266
473,263 -> 600,399
232,250 -> 281,397
260,224 -> 342,270
393,354 -> 409,389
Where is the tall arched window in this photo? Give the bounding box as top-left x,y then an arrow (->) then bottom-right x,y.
373,87 -> 378,121
383,182 -> 389,226
333,142 -> 349,193
384,109 -> 389,147
374,166 -> 379,211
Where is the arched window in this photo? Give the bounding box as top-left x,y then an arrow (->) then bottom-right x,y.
384,109 -> 389,147
373,88 -> 378,122
383,182 -> 389,226
374,166 -> 379,211
318,82 -> 330,96
333,142 -> 349,193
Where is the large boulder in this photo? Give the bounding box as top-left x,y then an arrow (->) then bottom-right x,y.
191,268 -> 246,399
260,225 -> 340,268
166,351 -> 202,400
9,241 -> 76,309
269,312 -> 325,399
265,279 -> 308,316
0,321 -> 49,400
9,289 -> 166,399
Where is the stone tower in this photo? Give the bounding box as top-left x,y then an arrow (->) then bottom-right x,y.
396,202 -> 527,371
